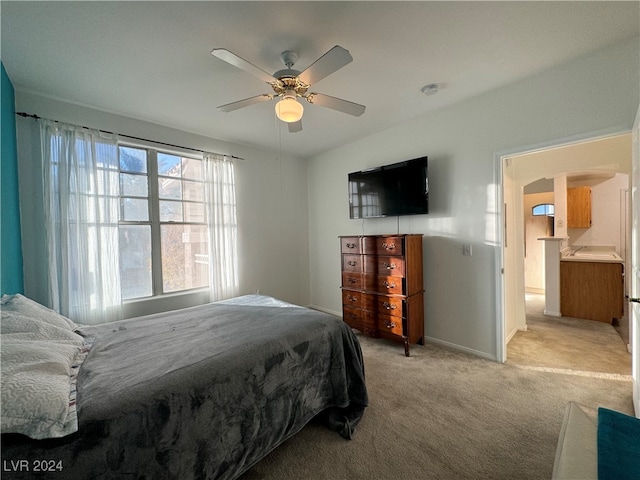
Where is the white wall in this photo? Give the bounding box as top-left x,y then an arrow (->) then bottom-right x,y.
307,37 -> 639,360
16,92 -> 311,316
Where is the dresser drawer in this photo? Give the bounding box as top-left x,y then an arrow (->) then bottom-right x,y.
342,289 -> 363,308
375,236 -> 404,256
360,236 -> 377,254
343,306 -> 376,335
343,306 -> 363,330
363,311 -> 404,337
363,294 -> 405,318
362,236 -> 404,255
342,254 -> 363,273
364,256 -> 405,277
364,275 -> 405,295
376,313 -> 404,337
342,272 -> 363,289
340,237 -> 361,254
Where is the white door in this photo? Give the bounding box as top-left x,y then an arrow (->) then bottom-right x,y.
631,104 -> 640,417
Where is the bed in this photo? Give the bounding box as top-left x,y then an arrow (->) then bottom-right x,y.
1,294 -> 368,479
552,402 -> 640,480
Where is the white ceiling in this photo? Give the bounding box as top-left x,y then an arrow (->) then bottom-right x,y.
2,1 -> 639,158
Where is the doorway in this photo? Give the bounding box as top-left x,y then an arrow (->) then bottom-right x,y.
501,133 -> 633,374
524,190 -> 554,296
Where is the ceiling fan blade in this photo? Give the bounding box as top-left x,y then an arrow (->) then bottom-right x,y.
217,94 -> 273,112
211,48 -> 275,83
306,93 -> 366,117
288,120 -> 303,133
298,45 -> 353,86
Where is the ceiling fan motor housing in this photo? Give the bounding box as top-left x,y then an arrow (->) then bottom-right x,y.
271,76 -> 309,98
212,45 -> 365,129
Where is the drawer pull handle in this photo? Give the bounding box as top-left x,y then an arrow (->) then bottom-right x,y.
383,281 -> 396,289
382,302 -> 397,310
348,261 -> 358,267
382,242 -> 396,250
349,278 -> 357,284
346,242 -> 357,249
347,295 -> 358,302
383,319 -> 397,329
383,262 -> 396,270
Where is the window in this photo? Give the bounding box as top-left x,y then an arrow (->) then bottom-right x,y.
118,145 -> 209,300
532,203 -> 554,216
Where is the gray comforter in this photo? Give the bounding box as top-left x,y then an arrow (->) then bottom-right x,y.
1,295 -> 368,479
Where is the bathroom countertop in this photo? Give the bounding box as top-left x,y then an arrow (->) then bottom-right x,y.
560,246 -> 623,263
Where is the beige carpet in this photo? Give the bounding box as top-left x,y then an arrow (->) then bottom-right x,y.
508,293 -> 631,376
240,303 -> 634,480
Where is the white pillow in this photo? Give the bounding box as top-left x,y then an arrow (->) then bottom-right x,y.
1,294 -> 78,332
1,312 -> 84,345
1,339 -> 86,439
1,294 -> 90,439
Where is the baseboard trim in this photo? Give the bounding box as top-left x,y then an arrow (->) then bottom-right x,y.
505,327 -> 519,344
544,309 -> 562,317
306,304 -> 342,317
525,288 -> 545,295
424,336 -> 498,362
308,306 -> 500,363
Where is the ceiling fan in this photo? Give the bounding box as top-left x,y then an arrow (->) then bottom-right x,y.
211,45 -> 366,133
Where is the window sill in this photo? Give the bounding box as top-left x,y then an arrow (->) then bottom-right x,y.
122,288 -> 210,319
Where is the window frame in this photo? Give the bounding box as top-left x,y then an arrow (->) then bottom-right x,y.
118,142 -> 209,300
532,203 -> 555,217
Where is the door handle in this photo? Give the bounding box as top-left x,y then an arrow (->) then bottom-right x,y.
631,298 -> 640,304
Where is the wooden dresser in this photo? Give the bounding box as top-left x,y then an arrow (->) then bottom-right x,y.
340,234 -> 424,356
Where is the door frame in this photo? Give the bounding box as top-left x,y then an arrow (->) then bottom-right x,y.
497,128 -> 636,367
631,104 -> 639,416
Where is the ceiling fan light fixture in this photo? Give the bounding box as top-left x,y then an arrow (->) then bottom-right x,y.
275,94 -> 304,123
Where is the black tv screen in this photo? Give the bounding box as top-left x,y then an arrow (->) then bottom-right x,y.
348,156 -> 429,219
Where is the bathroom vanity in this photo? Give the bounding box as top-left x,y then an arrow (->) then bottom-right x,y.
560,246 -> 624,324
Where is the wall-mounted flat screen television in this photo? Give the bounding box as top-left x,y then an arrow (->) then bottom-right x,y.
348,156 -> 428,219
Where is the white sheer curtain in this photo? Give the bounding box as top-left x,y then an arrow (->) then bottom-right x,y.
203,153 -> 239,301
41,120 -> 122,325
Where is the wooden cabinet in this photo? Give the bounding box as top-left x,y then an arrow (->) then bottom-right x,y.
340,234 -> 424,356
560,261 -> 624,323
567,186 -> 591,228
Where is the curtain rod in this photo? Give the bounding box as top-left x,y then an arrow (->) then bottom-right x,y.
15,111 -> 245,161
